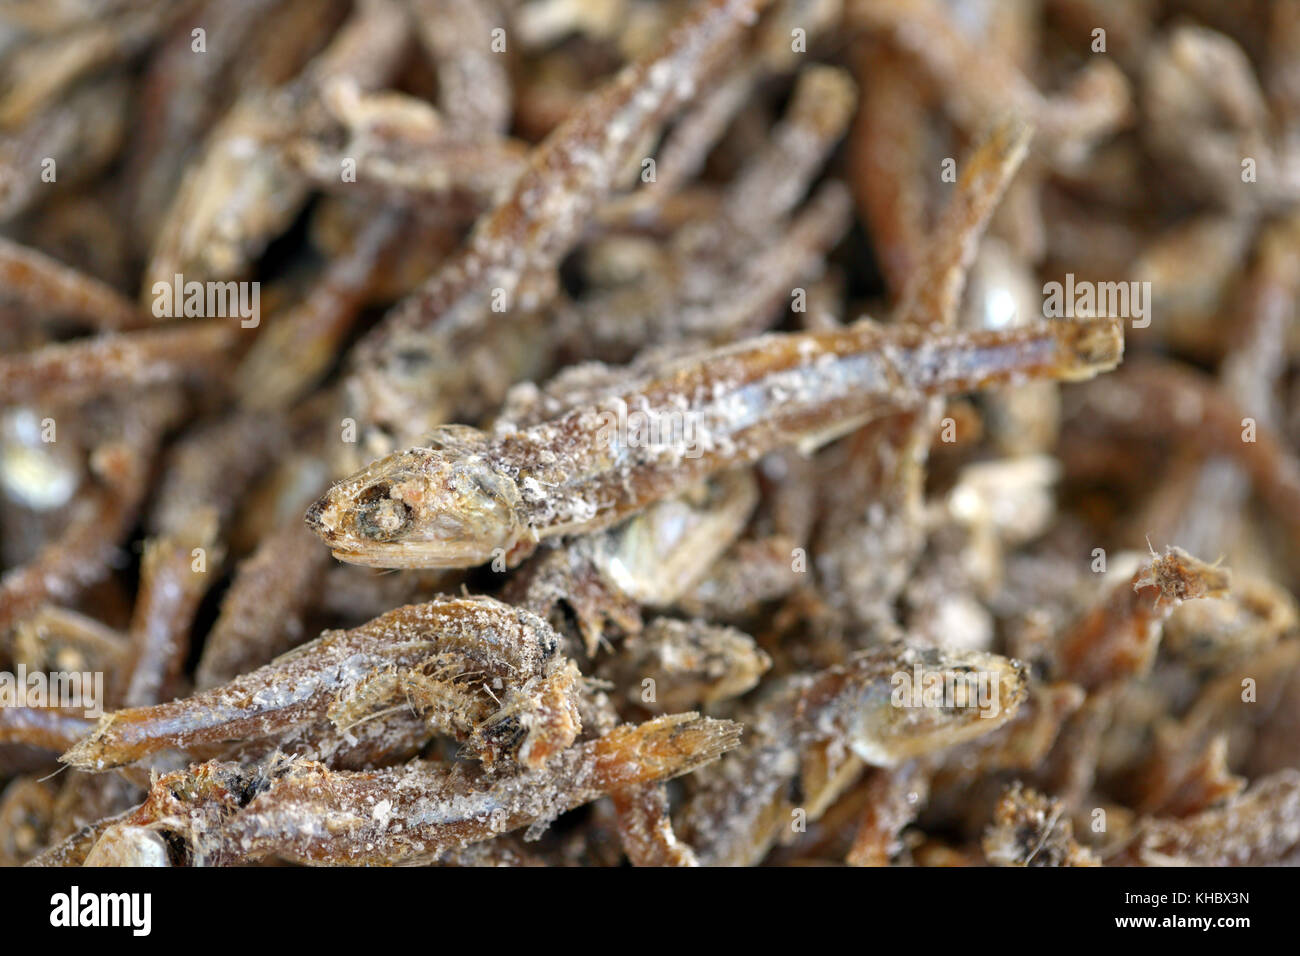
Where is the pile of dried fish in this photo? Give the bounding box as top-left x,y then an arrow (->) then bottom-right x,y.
2,0 -> 1300,867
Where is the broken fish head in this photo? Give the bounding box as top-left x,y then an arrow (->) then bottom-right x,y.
306,446 -> 528,569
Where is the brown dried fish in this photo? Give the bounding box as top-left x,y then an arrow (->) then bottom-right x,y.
309,317 -> 1123,569
63,596 -> 582,772
81,713 -> 741,865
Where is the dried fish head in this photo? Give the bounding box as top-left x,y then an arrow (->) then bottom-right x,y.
810,646 -> 1030,767
1134,544 -> 1231,605
306,446 -> 529,568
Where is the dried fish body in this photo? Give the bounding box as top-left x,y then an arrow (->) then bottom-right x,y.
679,644 -> 1027,865
676,535 -> 805,621
719,66 -> 857,235
579,66 -> 856,359
0,236 -> 144,332
598,66 -> 757,227
1115,769 -> 1300,866
193,521 -> 331,689
849,37 -> 934,295
813,120 -> 1033,629
0,322 -> 237,406
609,782 -> 698,866
845,760 -> 931,866
1056,546 -> 1231,691
1070,362 -> 1300,550
143,0 -> 408,290
234,206 -> 406,412
0,76 -> 128,222
345,0 -> 774,450
0,705 -> 98,754
124,0 -> 321,243
310,316 -> 1124,569
959,239 -> 1062,455
1142,25 -> 1300,209
121,412 -> 286,708
1133,214 -> 1258,359
586,468 -> 760,607
1162,574 -> 1297,669
1115,640 -> 1300,812
286,88 -> 529,207
852,0 -> 1130,167
578,180 -> 853,360
408,0 -> 512,135
11,606 -> 128,682
0,6 -> 169,128
62,596 -> 583,772
82,713 -> 741,865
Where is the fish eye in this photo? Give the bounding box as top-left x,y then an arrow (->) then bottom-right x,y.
355,484 -> 413,541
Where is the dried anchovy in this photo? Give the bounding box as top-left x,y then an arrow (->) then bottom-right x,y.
1114,770 -> 1300,866
62,597 -> 583,772
286,94 -> 529,208
815,119 -> 1032,628
233,206 -> 406,412
143,0 -> 408,290
309,317 -> 1123,569
609,781 -> 699,868
78,713 -> 740,866
0,236 -> 145,331
845,760 -> 932,867
193,520 -> 331,690
345,0 -> 774,449
678,644 -> 1028,866
11,606 -> 128,682
408,0 -> 511,136
1057,546 -> 1232,691
0,705 -> 98,754
0,78 -> 129,222
852,0 -> 1130,163
502,468 -> 758,654
0,323 -> 236,405
577,62 -> 857,360
9,0 -> 1300,872
122,412 -> 285,707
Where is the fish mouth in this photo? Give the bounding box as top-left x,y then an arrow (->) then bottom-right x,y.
325,538 -> 496,570
326,543 -> 427,570
303,496 -> 329,536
